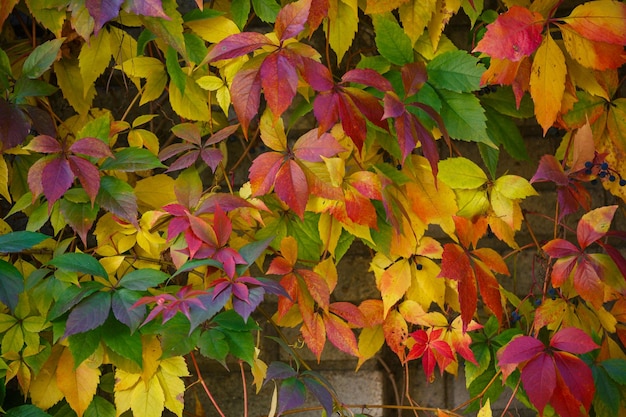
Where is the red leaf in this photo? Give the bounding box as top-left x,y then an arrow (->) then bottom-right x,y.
439,244 -> 476,329
342,68 -> 393,92
307,0 -> 329,33
27,135 -> 62,153
42,157 -> 74,206
473,6 -> 544,61
531,154 -> 568,186
206,32 -> 273,62
383,93 -> 405,119
292,130 -> 345,162
407,329 -> 455,381
521,353 -> 556,414
345,185 -> 378,229
329,302 -> 366,327
274,159 -> 309,218
550,373 -> 586,417
572,258 -> 604,308
473,260 -> 504,324
344,87 -> 387,131
301,59 -> 334,91
576,205 -> 617,249
260,51 -> 299,119
212,205 -> 232,247
171,123 -> 202,144
553,352 -> 595,414
323,313 -> 360,357
550,327 -> 599,354
543,239 -> 579,258
401,62 -> 427,97
125,0 -> 170,19
298,268 -> 330,311
204,124 -> 240,146
337,93 -> 367,151
69,156 -> 101,204
313,91 -> 340,133
275,0 -> 311,41
69,137 -> 113,158
563,1 -> 626,45
301,313 -> 325,361
231,66 -> 262,137
497,335 -> 545,378
86,0 -> 123,34
249,151 -> 284,196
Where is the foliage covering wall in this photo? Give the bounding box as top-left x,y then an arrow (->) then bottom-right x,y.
0,0 -> 626,416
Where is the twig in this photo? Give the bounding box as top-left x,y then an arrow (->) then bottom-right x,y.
189,351 -> 227,417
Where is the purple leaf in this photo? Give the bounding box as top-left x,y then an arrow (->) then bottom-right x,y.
28,134 -> 62,153
293,130 -> 345,162
278,377 -> 306,416
342,68 -> 393,92
195,193 -> 254,214
204,124 -> 240,145
0,99 -> 30,149
531,155 -> 568,186
303,377 -> 334,417
171,123 -> 202,144
42,157 -> 74,206
124,0 -> 170,19
64,291 -> 112,337
69,137 -> 113,158
96,176 -> 138,227
24,105 -> 56,137
165,150 -> 200,172
112,289 -> 146,333
265,361 -> 297,382
401,62 -> 427,97
301,58 -> 334,92
86,0 -> 124,34
206,32 -> 273,62
200,148 -> 223,172
69,155 -> 101,204
233,286 -> 264,322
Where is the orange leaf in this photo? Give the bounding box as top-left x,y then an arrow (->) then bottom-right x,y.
379,258 -> 412,318
530,33 -> 567,134
56,347 -> 101,417
301,313 -> 326,361
560,24 -> 626,70
324,313 -> 360,357
383,309 -> 408,360
563,0 -> 626,45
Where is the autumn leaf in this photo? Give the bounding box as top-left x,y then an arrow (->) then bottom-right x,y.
56,347 -> 101,417
560,1 -> 626,46
530,33 -> 567,134
473,6 -> 544,61
498,328 -> 599,417
406,328 -> 455,381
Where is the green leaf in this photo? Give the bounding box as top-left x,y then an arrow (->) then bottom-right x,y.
427,50 -> 484,93
478,142 -> 499,179
0,259 -> 24,312
373,15 -> 413,66
223,328 -> 255,365
464,341 -> 491,387
251,0 -> 280,23
140,0 -> 187,59
198,328 -> 229,363
231,0 -> 251,29
117,269 -> 169,291
100,148 -> 166,171
479,87 -> 534,118
0,48 -> 11,90
68,327 -> 102,367
22,38 -> 65,79
438,157 -> 488,189
25,0 -> 67,37
48,281 -> 103,320
602,358 -> 626,385
0,231 -> 48,253
47,253 -> 108,278
4,405 -> 52,417
78,114 -> 111,143
101,318 -> 143,367
436,89 -> 493,146
96,176 -> 138,226
165,46 -> 186,94
466,365 -> 504,412
184,33 -> 208,65
484,105 -> 529,161
286,212 -> 323,262
84,396 -> 116,417
111,289 -> 145,333
592,366 -> 620,415
212,309 -> 259,332
12,77 -> 57,102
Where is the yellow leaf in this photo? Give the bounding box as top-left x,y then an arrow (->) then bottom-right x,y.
314,258 -> 338,293
357,325 -> 385,369
109,26 -> 138,66
54,59 -> 96,115
366,0 -> 409,14
142,335 -> 162,383
30,344 -> 64,410
318,212 -> 343,257
134,174 -> 176,211
259,108 -> 288,151
326,0 -> 358,63
56,347 -> 101,417
79,30 -> 112,98
128,129 -> 160,155
169,78 -> 211,121
493,175 -> 538,200
215,86 -> 231,115
379,258 -> 412,318
117,57 -> 167,106
399,0 -> 438,45
406,257 -> 446,310
0,156 -> 10,202
186,16 -> 239,43
427,0 -> 461,50
114,383 -> 134,416
251,348 -> 267,394
530,33 -> 566,134
114,368 -> 141,391
131,375 -> 165,417
156,367 -> 186,417
455,188 -> 490,218
478,399 -> 492,417
196,75 -> 225,91
564,56 -> 611,100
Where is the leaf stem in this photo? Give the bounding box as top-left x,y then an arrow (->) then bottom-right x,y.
189,351 -> 227,417
240,360 -> 248,417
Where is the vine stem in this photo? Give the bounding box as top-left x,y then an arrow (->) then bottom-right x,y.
499,378 -> 521,417
189,351 -> 227,417
240,360 -> 249,417
451,369 -> 502,412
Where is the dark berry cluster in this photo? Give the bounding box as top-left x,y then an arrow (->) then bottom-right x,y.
477,85 -> 498,95
583,160 -> 626,186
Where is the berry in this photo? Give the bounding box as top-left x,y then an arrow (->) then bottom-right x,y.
584,169 -> 592,175
609,175 -> 616,182
416,264 -> 423,271
510,311 -> 521,323
584,161 -> 593,168
599,171 -> 607,178
601,162 -> 609,170
548,288 -> 557,300
620,179 -> 626,186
